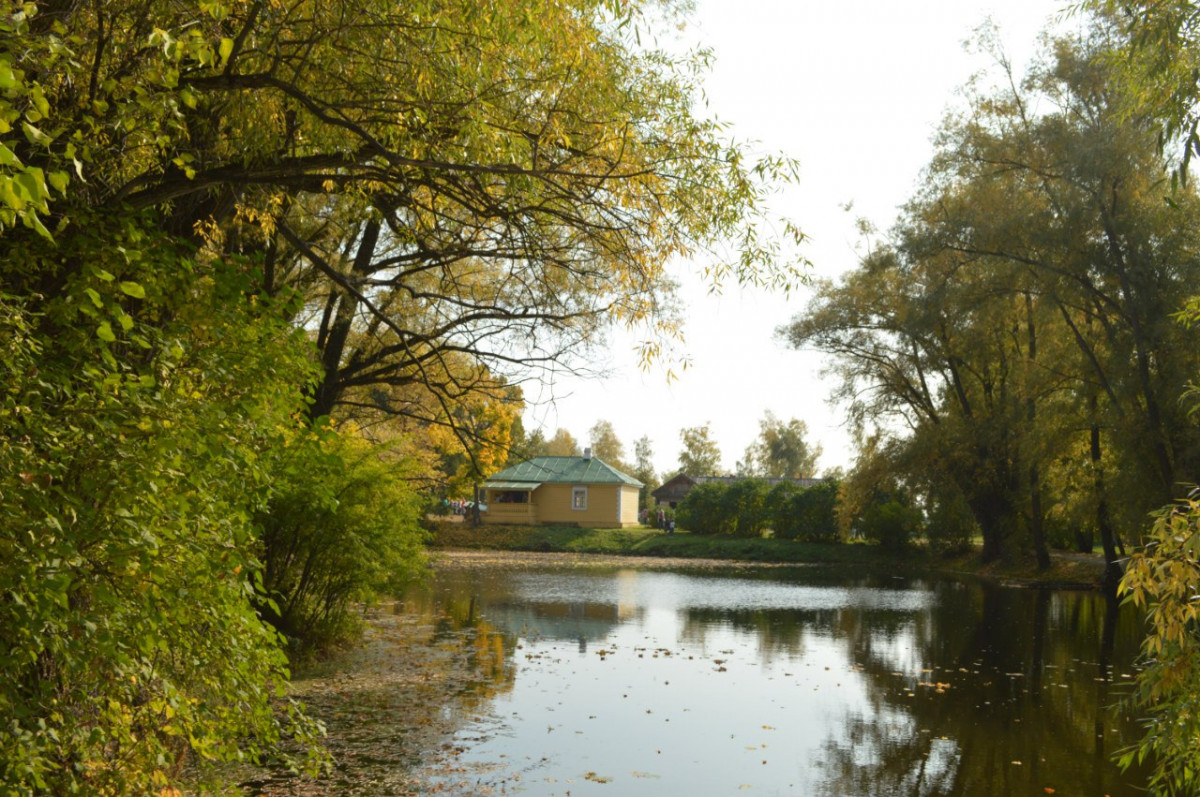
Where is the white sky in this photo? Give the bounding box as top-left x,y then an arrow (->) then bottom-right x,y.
522,0 -> 1073,478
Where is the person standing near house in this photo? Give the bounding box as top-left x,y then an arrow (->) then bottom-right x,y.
657,507 -> 665,529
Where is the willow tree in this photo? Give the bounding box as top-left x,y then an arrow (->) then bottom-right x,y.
783,27 -> 1200,566
782,234 -> 1052,562
739,411 -> 822,479
4,0 -> 804,427
1,1 -> 806,792
1070,5 -> 1200,792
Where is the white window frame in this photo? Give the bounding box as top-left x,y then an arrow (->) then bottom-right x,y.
572,486 -> 588,510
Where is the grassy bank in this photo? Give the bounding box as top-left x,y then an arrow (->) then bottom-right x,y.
427,522 -> 1110,586
434,522 -> 918,567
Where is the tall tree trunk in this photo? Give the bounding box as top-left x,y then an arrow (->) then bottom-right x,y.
970,492 -> 1011,563
308,220 -> 381,420
1090,416 -> 1124,592
1025,292 -> 1051,570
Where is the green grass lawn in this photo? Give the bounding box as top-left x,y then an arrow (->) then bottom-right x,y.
428,522 -> 908,566
426,521 -> 1110,586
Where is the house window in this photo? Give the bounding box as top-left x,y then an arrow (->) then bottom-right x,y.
572,486 -> 588,510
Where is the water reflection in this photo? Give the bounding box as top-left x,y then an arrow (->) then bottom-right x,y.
404,560 -> 1148,796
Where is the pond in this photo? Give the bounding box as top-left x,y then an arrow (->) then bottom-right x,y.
258,552 -> 1150,796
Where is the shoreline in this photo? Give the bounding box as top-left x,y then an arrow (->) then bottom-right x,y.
427,523 -> 1112,589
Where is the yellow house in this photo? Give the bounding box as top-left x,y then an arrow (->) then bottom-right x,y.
480,455 -> 643,528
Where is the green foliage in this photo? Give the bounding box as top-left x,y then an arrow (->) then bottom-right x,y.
1118,492 -> 1200,795
0,1 -> 813,792
678,424 -> 723,476
258,426 -> 428,653
588,420 -> 627,472
782,27 -> 1200,564
675,482 -> 729,535
764,482 -> 802,538
739,412 -> 822,478
0,6 -> 76,238
1081,0 -> 1200,183
1115,303 -> 1200,794
0,220 -> 324,794
857,498 -> 923,551
719,479 -> 771,538
923,490 -> 977,555
679,478 -> 838,540
427,522 -> 889,565
3,0 -> 806,429
632,435 -> 659,512
770,480 -> 840,542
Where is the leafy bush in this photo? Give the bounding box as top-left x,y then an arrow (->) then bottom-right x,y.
923,491 -> 976,554
765,480 -> 840,541
675,482 -> 729,535
765,481 -> 802,538
791,480 -> 841,542
1119,492 -> 1200,795
720,479 -> 771,537
258,427 -> 428,652
0,233 -> 325,795
857,498 -> 923,550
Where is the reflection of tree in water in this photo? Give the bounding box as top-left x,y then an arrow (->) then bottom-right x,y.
814,585 -> 1148,797
679,602 -> 925,667
679,606 -> 822,661
400,589 -> 520,714
676,573 -> 929,664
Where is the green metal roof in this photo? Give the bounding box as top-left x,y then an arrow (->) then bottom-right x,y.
486,457 -> 643,487
481,480 -> 541,491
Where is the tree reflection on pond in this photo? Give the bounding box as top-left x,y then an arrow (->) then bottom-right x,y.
405,558 -> 1147,797
250,554 -> 1150,796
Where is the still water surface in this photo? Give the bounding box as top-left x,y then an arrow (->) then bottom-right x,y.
403,559 -> 1146,797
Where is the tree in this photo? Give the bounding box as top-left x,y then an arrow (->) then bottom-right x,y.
769,479 -> 840,542
546,428 -> 582,457
258,425 -> 427,653
0,226 -> 325,793
0,1 -> 811,791
511,427 -> 551,463
719,479 -> 771,538
678,423 -> 723,476
632,435 -> 660,511
781,27 -> 1200,566
740,411 -> 822,478
339,363 -> 522,496
1,0 -> 805,435
1080,1 -> 1200,180
675,481 -> 729,535
589,420 -> 627,469
1118,492 -> 1200,796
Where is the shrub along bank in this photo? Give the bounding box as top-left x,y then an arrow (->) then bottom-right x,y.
427,522 -> 1109,586
431,522 -> 917,566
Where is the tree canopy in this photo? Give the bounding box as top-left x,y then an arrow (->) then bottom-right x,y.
0,0 -> 807,792
782,26 -> 1200,566
678,422 -> 723,476
738,411 -> 822,478
3,0 -> 805,429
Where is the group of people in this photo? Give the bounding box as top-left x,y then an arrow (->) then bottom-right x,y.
656,507 -> 675,535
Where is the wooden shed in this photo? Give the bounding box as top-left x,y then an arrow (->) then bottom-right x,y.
480,455 -> 643,528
